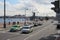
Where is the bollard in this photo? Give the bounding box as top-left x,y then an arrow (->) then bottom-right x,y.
8,22 -> 10,25
17,22 -> 19,24
13,22 -> 16,25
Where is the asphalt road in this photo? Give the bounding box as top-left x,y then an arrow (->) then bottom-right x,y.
0,19 -> 57,40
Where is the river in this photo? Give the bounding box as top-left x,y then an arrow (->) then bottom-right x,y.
0,18 -> 26,23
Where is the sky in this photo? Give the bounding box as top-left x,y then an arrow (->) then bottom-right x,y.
0,0 -> 56,17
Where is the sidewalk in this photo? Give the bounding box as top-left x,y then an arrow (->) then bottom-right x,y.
0,27 -> 10,32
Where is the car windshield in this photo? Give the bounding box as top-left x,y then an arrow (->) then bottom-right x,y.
13,25 -> 17,27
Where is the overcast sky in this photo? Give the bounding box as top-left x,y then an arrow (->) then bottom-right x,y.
0,0 -> 56,17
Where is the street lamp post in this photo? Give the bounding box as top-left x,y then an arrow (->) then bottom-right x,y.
4,0 -> 6,28
24,8 -> 28,25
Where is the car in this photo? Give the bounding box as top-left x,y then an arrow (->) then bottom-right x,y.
34,23 -> 38,26
9,25 -> 22,32
21,25 -> 33,33
40,18 -> 43,21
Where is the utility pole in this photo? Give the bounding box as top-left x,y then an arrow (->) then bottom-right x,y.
24,8 -> 28,25
4,0 -> 6,28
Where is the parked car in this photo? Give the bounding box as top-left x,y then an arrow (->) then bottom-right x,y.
33,22 -> 42,26
33,23 -> 38,26
21,25 -> 33,33
10,25 -> 22,32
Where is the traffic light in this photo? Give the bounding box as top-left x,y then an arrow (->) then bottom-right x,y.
51,1 -> 59,13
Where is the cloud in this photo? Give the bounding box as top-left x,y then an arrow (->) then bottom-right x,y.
0,0 -> 56,17
34,0 -> 55,4
0,2 -> 4,9
0,10 -> 4,16
0,2 -> 4,6
29,1 -> 56,16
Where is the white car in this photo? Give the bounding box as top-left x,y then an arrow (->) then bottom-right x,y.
21,25 -> 33,33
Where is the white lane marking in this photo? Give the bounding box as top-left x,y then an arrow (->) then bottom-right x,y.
24,24 -> 52,40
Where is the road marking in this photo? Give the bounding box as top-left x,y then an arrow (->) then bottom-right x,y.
24,24 -> 52,40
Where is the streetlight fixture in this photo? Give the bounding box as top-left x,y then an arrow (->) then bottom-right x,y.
24,8 -> 28,25
4,0 -> 6,28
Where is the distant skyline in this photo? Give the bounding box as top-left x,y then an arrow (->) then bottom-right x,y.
0,0 -> 56,17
